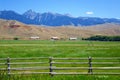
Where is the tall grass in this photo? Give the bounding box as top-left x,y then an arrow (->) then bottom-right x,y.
0,73 -> 119,80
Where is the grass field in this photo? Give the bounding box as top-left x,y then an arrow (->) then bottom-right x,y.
0,40 -> 120,58
0,40 -> 120,80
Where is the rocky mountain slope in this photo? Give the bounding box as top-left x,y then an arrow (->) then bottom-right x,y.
0,19 -> 120,40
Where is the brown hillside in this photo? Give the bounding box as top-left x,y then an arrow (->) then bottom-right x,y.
82,23 -> 120,36
0,19 -> 120,40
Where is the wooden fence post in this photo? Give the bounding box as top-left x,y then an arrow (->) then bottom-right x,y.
7,57 -> 10,77
49,57 -> 53,77
88,56 -> 93,74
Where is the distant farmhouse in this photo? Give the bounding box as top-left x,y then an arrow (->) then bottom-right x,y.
30,36 -> 40,40
69,37 -> 77,40
51,36 -> 59,40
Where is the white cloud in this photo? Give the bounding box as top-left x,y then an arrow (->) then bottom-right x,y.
86,11 -> 94,15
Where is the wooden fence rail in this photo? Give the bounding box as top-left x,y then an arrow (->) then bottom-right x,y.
0,57 -> 120,76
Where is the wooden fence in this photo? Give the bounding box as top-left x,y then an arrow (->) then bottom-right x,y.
0,57 -> 120,76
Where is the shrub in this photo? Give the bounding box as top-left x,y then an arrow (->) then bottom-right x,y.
13,37 -> 19,40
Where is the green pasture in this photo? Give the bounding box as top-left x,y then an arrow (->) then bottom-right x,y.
0,40 -> 120,80
0,40 -> 120,58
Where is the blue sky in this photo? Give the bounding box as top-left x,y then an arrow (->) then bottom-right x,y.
0,0 -> 120,18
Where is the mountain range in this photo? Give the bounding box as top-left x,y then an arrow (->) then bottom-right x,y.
0,10 -> 120,26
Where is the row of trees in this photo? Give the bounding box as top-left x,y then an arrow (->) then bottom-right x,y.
83,35 -> 120,41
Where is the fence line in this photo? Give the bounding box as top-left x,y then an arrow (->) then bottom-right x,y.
0,57 -> 120,60
0,57 -> 120,76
